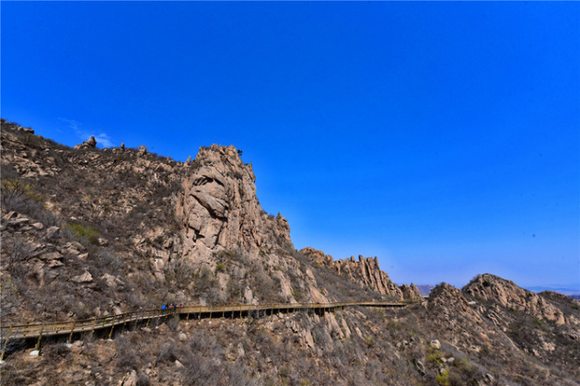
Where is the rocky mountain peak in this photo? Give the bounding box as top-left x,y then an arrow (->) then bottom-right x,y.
463,273 -> 573,326
176,144 -> 291,263
300,247 -> 420,300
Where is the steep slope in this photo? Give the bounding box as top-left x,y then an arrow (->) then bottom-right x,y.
463,274 -> 580,377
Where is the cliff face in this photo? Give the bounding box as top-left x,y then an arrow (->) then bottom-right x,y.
300,247 -> 421,300
176,144 -> 291,263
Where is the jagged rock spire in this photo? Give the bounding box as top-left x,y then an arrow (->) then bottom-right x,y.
177,144 -> 292,262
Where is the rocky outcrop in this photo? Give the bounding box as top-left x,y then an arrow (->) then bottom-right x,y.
463,274 -> 573,326
300,247 -> 421,300
177,144 -> 292,263
74,135 -> 97,149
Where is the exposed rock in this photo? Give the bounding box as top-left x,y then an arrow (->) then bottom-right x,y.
86,136 -> 97,148
76,136 -> 97,149
464,274 -> 569,325
72,271 -> 93,283
31,222 -> 44,230
176,144 -> 292,262
300,247 -> 420,300
118,370 -> 137,386
414,359 -> 426,375
430,339 -> 441,350
40,251 -> 63,262
100,274 -> 124,289
46,226 -> 60,239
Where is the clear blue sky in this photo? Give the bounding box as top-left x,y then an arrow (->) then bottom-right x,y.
2,2 -> 579,289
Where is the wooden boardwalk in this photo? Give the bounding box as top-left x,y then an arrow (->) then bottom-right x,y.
0,301 -> 407,359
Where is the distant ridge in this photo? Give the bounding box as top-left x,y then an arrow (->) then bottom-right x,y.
524,285 -> 580,296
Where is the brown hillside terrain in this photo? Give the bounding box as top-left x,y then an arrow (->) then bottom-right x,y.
1,119 -> 579,386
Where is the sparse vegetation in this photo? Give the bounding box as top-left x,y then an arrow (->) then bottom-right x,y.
62,222 -> 100,245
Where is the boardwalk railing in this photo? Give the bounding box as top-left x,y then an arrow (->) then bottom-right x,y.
0,301 -> 409,359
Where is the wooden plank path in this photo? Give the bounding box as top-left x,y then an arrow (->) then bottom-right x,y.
0,301 -> 408,358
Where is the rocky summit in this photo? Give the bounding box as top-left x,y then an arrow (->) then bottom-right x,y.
177,144 -> 292,263
1,118 -> 579,386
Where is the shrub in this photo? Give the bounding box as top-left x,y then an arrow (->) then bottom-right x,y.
156,342 -> 179,364
216,261 -> 226,273
21,133 -> 45,148
1,179 -> 42,205
436,372 -> 450,386
136,372 -> 151,386
427,351 -> 444,366
292,288 -> 304,303
364,336 -> 376,348
531,318 -> 545,328
115,336 -> 139,371
62,222 -> 100,246
0,179 -> 58,226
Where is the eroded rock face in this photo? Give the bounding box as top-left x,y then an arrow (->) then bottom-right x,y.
463,274 -> 571,326
300,247 -> 421,300
177,145 -> 292,263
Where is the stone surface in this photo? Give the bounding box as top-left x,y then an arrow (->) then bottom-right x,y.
176,145 -> 292,263
72,271 -> 93,283
464,274 -> 570,326
429,339 -> 441,350
300,247 -> 421,300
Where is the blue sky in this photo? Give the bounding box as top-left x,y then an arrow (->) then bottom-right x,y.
2,2 -> 579,290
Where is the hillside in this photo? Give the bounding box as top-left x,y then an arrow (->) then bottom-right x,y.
1,119 -> 579,386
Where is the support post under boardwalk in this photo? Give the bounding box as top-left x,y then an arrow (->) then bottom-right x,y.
68,320 -> 76,344
108,315 -> 116,339
35,322 -> 45,352
0,324 -> 13,362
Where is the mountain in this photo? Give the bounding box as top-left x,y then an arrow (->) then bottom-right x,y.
414,284 -> 435,296
1,118 -> 579,386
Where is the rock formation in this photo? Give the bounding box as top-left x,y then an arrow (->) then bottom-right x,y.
74,135 -> 97,149
463,273 -> 574,326
300,247 -> 421,300
177,144 -> 292,263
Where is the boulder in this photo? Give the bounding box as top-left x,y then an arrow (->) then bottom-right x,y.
72,271 -> 93,283
430,339 -> 441,350
85,136 -> 97,148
